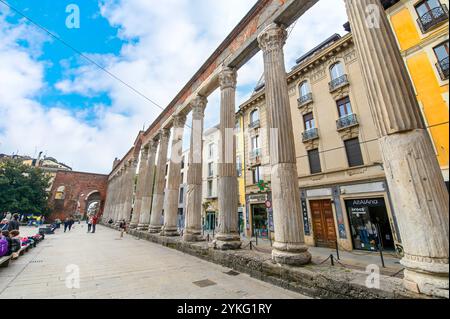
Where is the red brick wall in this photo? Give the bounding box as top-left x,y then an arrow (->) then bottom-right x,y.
48,171 -> 108,222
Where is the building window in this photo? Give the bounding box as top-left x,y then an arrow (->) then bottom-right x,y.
208,162 -> 214,177
208,143 -> 215,160
251,135 -> 261,158
308,149 -> 322,174
330,62 -> 345,80
181,157 -> 185,169
415,0 -> 448,33
179,187 -> 184,204
344,138 -> 364,167
303,112 -> 315,130
249,109 -> 260,129
299,81 -> 311,97
207,180 -> 213,197
252,166 -> 262,184
337,97 -> 352,117
434,42 -> 449,80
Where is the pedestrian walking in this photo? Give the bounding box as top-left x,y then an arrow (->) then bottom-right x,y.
68,216 -> 74,231
64,217 -> 70,233
8,214 -> 20,231
119,219 -> 127,238
87,216 -> 93,233
91,215 -> 98,233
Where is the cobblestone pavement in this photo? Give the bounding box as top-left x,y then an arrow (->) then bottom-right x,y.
0,225 -> 309,299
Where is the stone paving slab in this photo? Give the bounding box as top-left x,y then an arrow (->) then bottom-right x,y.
0,226 -> 308,299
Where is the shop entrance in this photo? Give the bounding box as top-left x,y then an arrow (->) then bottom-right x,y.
251,204 -> 268,238
345,198 -> 395,251
310,200 -> 337,248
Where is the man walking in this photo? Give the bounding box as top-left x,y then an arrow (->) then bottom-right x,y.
91,215 -> 98,233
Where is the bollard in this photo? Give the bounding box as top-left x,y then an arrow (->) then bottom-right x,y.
375,224 -> 386,268
335,241 -> 340,260
330,254 -> 335,266
250,241 -> 253,251
255,232 -> 258,246
269,232 -> 272,247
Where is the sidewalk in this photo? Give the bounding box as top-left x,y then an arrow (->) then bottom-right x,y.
234,235 -> 403,277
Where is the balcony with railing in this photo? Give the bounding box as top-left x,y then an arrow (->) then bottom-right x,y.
329,74 -> 349,92
436,56 -> 449,80
248,120 -> 261,130
302,128 -> 319,142
337,113 -> 359,131
417,4 -> 449,33
297,93 -> 313,108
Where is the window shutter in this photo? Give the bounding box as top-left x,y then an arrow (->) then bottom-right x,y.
344,138 -> 364,167
308,149 -> 322,174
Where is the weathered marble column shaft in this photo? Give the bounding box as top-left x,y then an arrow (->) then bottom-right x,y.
122,160 -> 136,222
214,67 -> 241,250
183,96 -> 207,242
149,129 -> 171,233
257,23 -> 311,265
345,0 -> 449,298
161,114 -> 187,237
130,147 -> 149,228
137,139 -> 158,230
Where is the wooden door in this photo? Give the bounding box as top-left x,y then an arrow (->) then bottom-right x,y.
310,200 -> 337,248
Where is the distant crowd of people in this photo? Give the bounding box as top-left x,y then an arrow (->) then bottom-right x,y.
0,212 -> 45,228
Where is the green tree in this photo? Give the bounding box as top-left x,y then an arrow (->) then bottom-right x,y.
0,159 -> 51,216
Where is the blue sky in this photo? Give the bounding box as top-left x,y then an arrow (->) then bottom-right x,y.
0,0 -> 348,173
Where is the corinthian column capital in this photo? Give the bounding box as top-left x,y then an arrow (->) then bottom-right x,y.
172,113 -> 187,129
257,23 -> 287,52
219,67 -> 237,90
191,95 -> 208,118
159,127 -> 171,140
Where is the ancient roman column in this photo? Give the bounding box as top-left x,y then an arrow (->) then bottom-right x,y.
129,146 -> 149,229
137,138 -> 158,230
345,0 -> 449,298
214,67 -> 241,250
257,23 -> 311,265
183,95 -> 208,242
117,165 -> 128,222
123,159 -> 137,222
161,113 -> 187,237
149,128 -> 171,233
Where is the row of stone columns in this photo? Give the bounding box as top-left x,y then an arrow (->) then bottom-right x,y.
101,0 -> 448,297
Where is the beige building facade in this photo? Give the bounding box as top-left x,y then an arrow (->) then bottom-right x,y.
239,32 -> 402,253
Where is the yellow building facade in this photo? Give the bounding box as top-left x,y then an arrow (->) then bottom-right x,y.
385,0 -> 449,187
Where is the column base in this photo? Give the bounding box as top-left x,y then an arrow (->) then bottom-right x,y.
401,254 -> 449,298
182,231 -> 204,242
272,242 -> 311,266
160,226 -> 180,237
148,225 -> 162,233
129,223 -> 138,229
137,224 -> 149,231
214,233 -> 241,250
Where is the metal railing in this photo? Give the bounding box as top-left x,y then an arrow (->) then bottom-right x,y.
248,120 -> 261,129
297,93 -> 313,107
436,56 -> 449,80
329,74 -> 349,92
337,113 -> 359,130
302,128 -> 319,142
417,4 -> 449,33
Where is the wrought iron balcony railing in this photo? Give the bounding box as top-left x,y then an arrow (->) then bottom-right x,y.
417,4 -> 449,33
302,128 -> 319,142
248,120 -> 261,129
337,113 -> 359,130
329,74 -> 349,92
436,56 -> 449,80
297,93 -> 313,107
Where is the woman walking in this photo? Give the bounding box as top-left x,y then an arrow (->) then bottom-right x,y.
119,219 -> 127,239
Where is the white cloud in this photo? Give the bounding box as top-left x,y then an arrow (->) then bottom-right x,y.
0,0 -> 348,174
